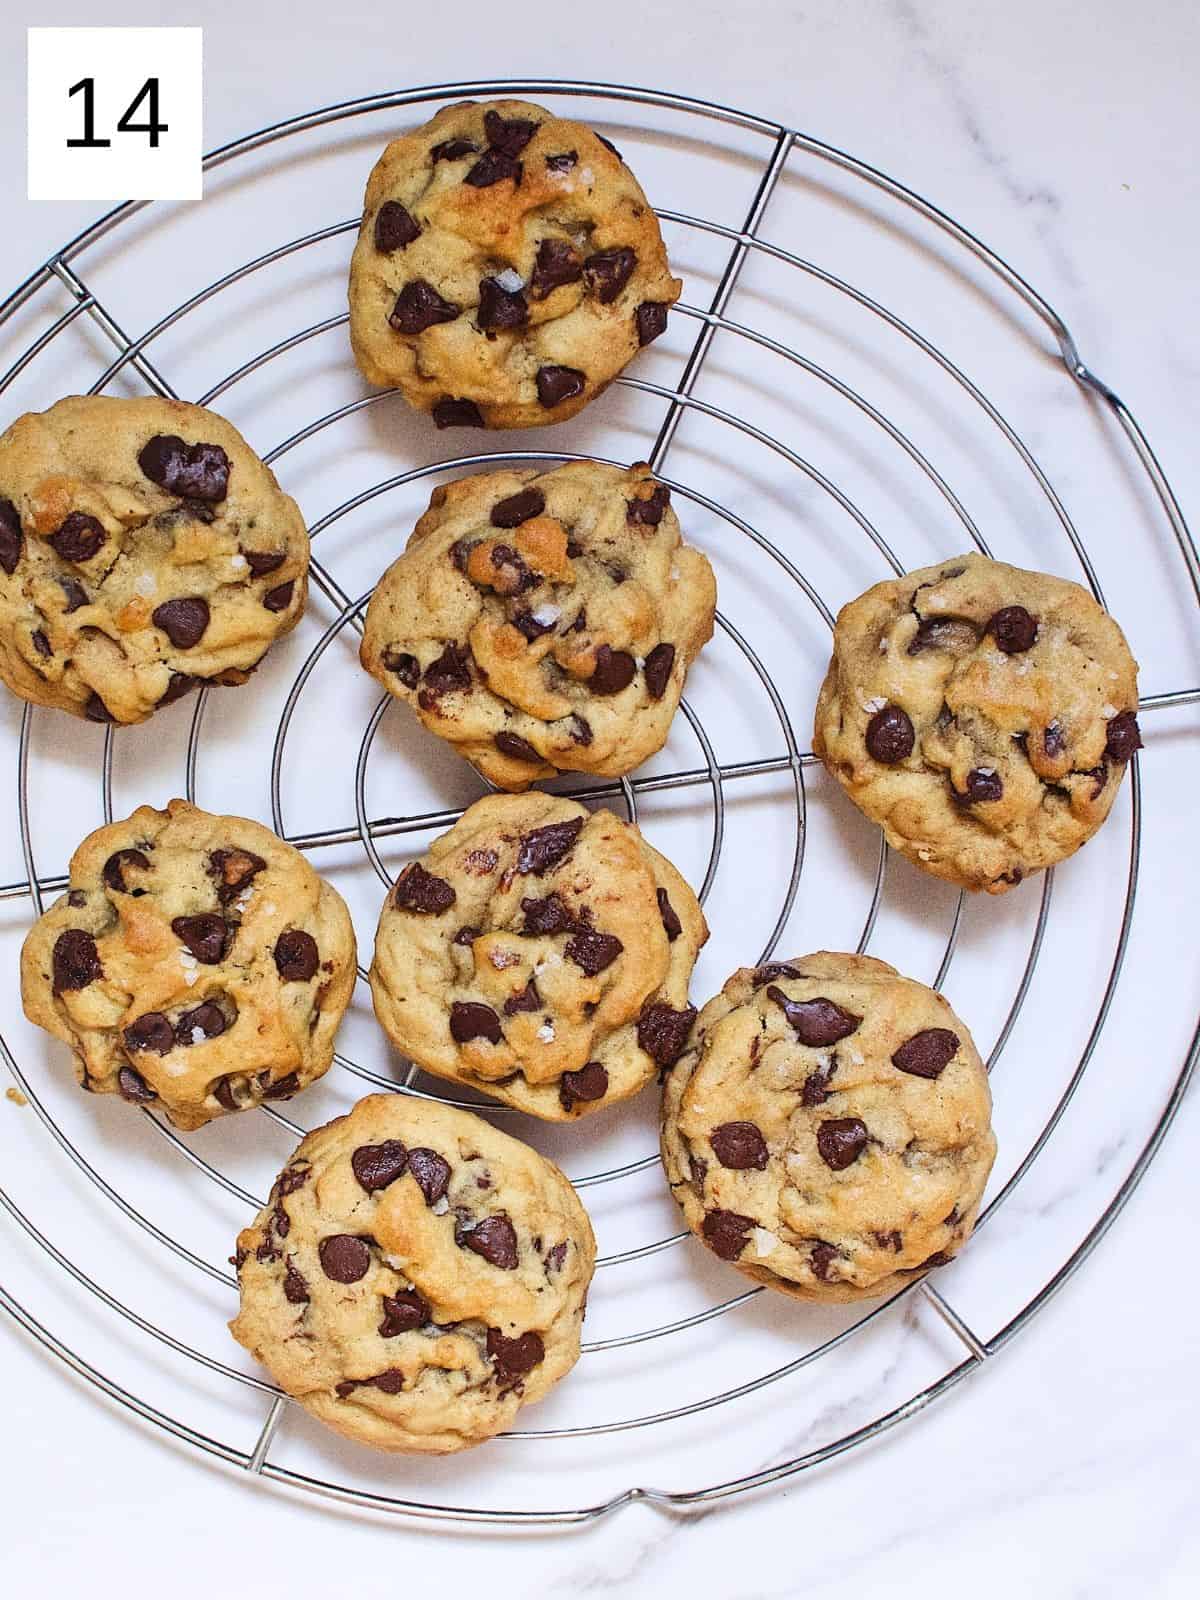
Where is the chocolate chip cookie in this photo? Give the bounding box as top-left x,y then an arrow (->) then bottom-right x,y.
229,1093 -> 595,1453
369,793 -> 707,1121
20,800 -> 356,1131
0,395 -> 308,724
661,953 -> 996,1302
360,461 -> 716,790
348,99 -> 681,429
813,554 -> 1141,892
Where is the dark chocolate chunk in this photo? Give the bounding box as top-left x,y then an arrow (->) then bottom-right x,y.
590,644 -> 636,695
487,1327 -> 544,1382
432,398 -> 485,429
637,1001 -> 696,1066
766,987 -> 861,1046
477,276 -> 529,332
462,1213 -> 518,1269
1105,710 -> 1142,762
374,200 -> 420,252
536,365 -> 586,408
892,1028 -> 959,1079
521,892 -> 575,935
529,237 -> 583,299
559,1061 -> 608,1111
627,484 -> 670,526
635,301 -> 669,345
866,704 -> 915,764
52,929 -> 102,992
393,862 -> 456,915
152,597 -> 210,650
517,817 -> 582,875
274,929 -> 319,981
352,1140 -> 408,1192
262,581 -> 294,612
48,512 -> 105,563
583,246 -> 636,303
643,642 -> 675,699
138,435 -> 230,501
389,280 -> 460,334
701,1209 -> 754,1261
656,887 -> 682,941
117,1065 -> 158,1103
0,498 -> 21,573
816,1116 -> 869,1170
465,149 -> 523,187
243,549 -> 285,577
382,648 -> 420,688
171,914 -> 228,964
564,927 -> 623,976
318,1234 -> 371,1283
449,1000 -> 503,1045
431,137 -> 478,162
710,1121 -> 769,1170
379,1289 -> 429,1335
407,1148 -> 451,1206
491,487 -> 545,528
988,605 -> 1038,654
175,1002 -> 227,1044
103,848 -> 150,894
123,1011 -> 173,1055
494,731 -> 542,765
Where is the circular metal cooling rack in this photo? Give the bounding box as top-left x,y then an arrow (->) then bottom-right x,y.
0,80 -> 1197,1527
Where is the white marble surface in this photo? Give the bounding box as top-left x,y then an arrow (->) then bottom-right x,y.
1,2 -> 1198,1594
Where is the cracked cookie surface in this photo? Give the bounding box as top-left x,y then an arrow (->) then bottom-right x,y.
661,953 -> 996,1303
813,553 -> 1141,892
229,1094 -> 595,1453
20,799 -> 356,1130
348,99 -> 681,429
369,793 -> 707,1121
360,461 -> 716,789
0,395 -> 309,723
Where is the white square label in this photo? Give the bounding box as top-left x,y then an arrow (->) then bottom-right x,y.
28,27 -> 203,201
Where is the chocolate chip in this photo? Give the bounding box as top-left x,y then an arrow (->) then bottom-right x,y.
626,484 -> 670,527
642,642 -> 676,701
590,644 -> 636,695
710,1121 -> 769,1170
117,1065 -> 158,1103
545,151 -> 577,172
171,914 -> 228,964
801,1067 -> 832,1107
243,549 -> 285,577
450,1001 -> 503,1044
565,927 -> 623,976
212,1078 -> 240,1111
874,1229 -> 903,1252
374,200 -> 420,252
0,498 -> 21,573
511,607 -> 554,641
961,768 -> 1003,804
477,276 -> 529,332
866,704 -> 915,763
59,576 -> 88,611
465,149 -> 522,187
30,629 -> 50,659
48,512 -> 105,563
521,893 -> 574,935
494,731 -> 542,765
582,246 -> 636,304
701,1209 -> 754,1261
274,929 -> 319,981
596,133 -> 623,161
138,436 -> 230,501
636,301 -> 669,345
67,890 -> 86,907
1105,710 -> 1142,762
816,1117 -> 869,1170
536,365 -> 586,408
379,1289 -> 429,1335
52,929 -> 102,993
503,980 -> 541,1016
462,1213 -> 518,1269
124,1011 -> 173,1055
432,397 -> 485,429
432,137 -> 477,162
988,605 -> 1038,653
529,237 -> 584,301
421,641 -> 472,697
486,1327 -> 544,1383
84,693 -> 114,723
273,1165 -> 310,1198
261,1072 -> 300,1100
407,1147 -> 451,1205
390,280 -> 459,334
318,1235 -> 371,1283
892,1028 -> 959,1079
488,542 -> 537,594
1083,763 -> 1108,798
751,963 -> 803,987
637,1001 -> 697,1066
351,1140 -> 408,1192
160,672 -> 199,705
283,1263 -> 310,1304
263,581 -> 294,612
151,596 -> 211,651
569,714 -> 593,745
175,1002 -> 226,1044
208,847 -> 266,904
1042,721 -> 1066,759
656,887 -> 682,941
491,487 -> 545,529
453,928 -> 481,951
393,862 -> 456,915
907,617 -> 980,655
482,109 -> 535,155
517,817 -> 583,875
545,1241 -> 568,1272
103,848 -> 150,893
559,1061 -> 608,1111
382,648 -> 420,688
766,988 -> 861,1046
810,1242 -> 839,1281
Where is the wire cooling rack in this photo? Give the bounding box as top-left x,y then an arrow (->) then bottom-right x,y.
0,81 -> 1197,1527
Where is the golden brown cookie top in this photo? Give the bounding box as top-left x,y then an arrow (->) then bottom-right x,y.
813,553 -> 1141,892
20,799 -> 356,1130
360,460 -> 716,790
229,1094 -> 595,1454
0,395 -> 308,723
369,792 -> 707,1121
347,100 -> 681,428
661,953 -> 996,1302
